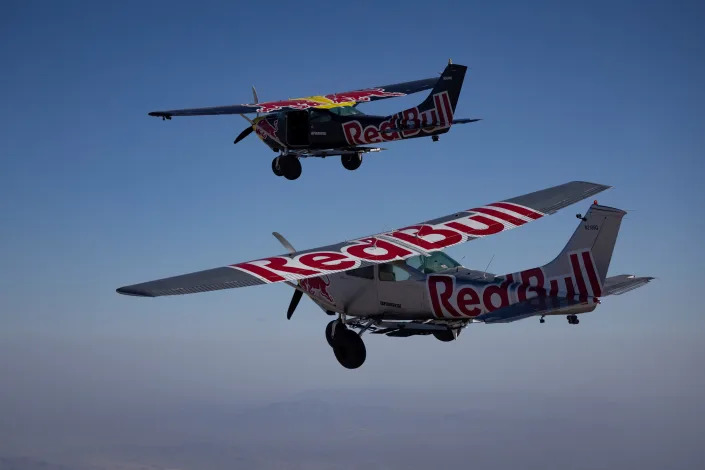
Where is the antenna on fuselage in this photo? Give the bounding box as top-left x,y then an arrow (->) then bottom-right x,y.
483,254 -> 495,279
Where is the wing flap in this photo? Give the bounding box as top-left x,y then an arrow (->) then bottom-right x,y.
117,181 -> 610,297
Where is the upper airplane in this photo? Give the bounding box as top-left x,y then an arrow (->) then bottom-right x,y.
148,61 -> 478,180
117,181 -> 652,369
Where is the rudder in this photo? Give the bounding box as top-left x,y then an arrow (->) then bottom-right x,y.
393,63 -> 467,130
542,204 -> 626,295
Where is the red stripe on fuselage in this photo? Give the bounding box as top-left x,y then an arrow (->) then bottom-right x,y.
570,253 -> 588,300
581,251 -> 602,297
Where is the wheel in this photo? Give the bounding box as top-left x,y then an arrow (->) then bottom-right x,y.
341,153 -> 362,171
574,317 -> 580,324
271,157 -> 283,176
432,330 -> 456,342
325,320 -> 345,347
332,329 -> 366,369
539,317 -> 545,324
567,314 -> 579,325
281,156 -> 302,180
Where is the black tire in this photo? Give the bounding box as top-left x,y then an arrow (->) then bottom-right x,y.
341,153 -> 362,171
432,330 -> 456,342
271,157 -> 283,176
325,320 -> 345,347
332,329 -> 366,369
282,156 -> 302,180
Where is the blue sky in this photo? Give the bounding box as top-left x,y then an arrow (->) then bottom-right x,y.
1,1 -> 704,465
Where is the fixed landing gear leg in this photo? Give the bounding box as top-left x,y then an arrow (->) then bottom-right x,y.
271,157 -> 283,177
341,153 -> 362,171
540,315 -> 545,324
325,314 -> 366,369
278,155 -> 302,180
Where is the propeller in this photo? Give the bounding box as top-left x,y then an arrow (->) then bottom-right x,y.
233,86 -> 260,145
273,232 -> 303,320
287,290 -> 303,320
234,125 -> 254,144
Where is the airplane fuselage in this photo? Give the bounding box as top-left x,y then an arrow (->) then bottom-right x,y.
302,252 -> 602,323
256,89 -> 457,152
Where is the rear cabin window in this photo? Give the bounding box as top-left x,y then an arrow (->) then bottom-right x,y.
346,265 -> 374,279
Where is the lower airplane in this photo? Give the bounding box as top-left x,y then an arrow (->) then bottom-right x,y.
117,181 -> 652,369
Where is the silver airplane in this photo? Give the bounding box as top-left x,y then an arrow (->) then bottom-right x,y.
117,181 -> 652,369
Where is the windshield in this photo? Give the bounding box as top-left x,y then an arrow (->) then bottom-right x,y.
327,106 -> 363,116
404,252 -> 461,274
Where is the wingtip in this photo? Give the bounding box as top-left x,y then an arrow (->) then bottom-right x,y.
571,181 -> 613,191
116,286 -> 154,297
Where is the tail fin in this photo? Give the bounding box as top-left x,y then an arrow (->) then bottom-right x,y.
540,204 -> 626,298
417,62 -> 467,119
394,62 -> 467,131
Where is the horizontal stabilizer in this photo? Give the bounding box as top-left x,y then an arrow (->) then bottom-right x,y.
380,119 -> 480,134
474,296 -> 594,324
603,275 -> 654,295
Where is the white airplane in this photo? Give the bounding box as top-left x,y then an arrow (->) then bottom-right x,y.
117,181 -> 652,369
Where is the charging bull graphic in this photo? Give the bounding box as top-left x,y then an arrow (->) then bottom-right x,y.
300,275 -> 336,305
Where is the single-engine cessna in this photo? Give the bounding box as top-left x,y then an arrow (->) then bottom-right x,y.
148,61 -> 477,180
117,181 -> 652,369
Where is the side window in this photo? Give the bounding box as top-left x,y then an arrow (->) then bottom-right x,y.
379,263 -> 411,282
309,110 -> 332,124
347,265 -> 374,279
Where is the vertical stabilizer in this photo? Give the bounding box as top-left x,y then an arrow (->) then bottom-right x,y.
540,204 -> 626,297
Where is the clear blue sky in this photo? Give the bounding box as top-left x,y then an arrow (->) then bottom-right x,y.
1,0 -> 704,466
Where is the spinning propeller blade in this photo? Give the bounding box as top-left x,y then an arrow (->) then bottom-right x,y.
234,125 -> 254,144
287,290 -> 303,320
273,232 -> 302,320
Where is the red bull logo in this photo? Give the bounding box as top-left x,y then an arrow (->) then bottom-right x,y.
342,91 -> 454,145
325,88 -> 405,104
253,87 -> 407,113
427,250 -> 603,319
300,275 -> 335,305
230,203 -> 544,284
254,117 -> 279,141
256,99 -> 328,114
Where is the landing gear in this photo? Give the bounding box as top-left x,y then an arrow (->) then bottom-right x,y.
433,330 -> 457,342
325,319 -> 366,369
431,135 -> 439,142
567,314 -> 580,325
539,316 -> 545,324
271,157 -> 283,177
325,319 -> 340,347
272,155 -> 302,180
341,153 -> 362,171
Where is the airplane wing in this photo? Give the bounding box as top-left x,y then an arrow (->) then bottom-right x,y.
148,77 -> 438,118
117,181 -> 610,297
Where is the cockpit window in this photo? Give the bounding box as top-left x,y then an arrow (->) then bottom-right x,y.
327,106 -> 362,116
404,252 -> 461,274
309,109 -> 332,123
